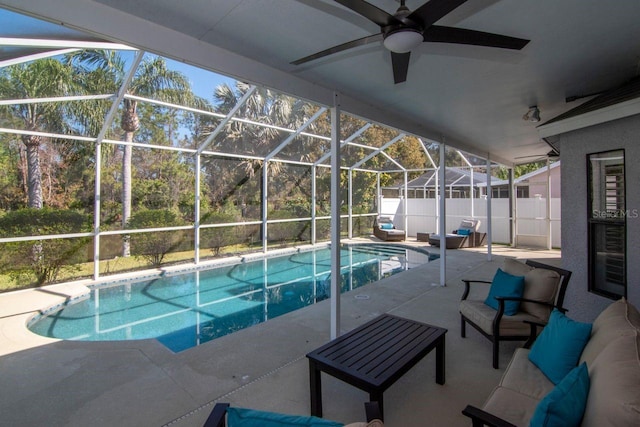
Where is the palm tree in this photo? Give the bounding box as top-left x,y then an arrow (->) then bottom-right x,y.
0,59 -> 76,208
208,82 -> 319,206
67,50 -> 203,256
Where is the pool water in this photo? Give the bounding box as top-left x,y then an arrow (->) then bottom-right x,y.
29,244 -> 437,352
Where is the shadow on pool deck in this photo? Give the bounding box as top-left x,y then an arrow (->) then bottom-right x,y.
0,240 -> 562,427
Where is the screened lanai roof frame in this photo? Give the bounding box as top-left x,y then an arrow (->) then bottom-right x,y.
0,34 -> 506,338
0,39 -> 449,171
0,39 -> 505,224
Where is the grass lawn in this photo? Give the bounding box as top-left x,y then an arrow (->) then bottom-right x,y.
0,240 -> 308,292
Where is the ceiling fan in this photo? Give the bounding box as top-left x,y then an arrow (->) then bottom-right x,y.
514,150 -> 560,164
291,0 -> 530,84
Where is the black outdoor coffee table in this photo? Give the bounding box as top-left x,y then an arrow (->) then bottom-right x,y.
307,313 -> 447,420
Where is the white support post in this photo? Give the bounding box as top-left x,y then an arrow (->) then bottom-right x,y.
470,166 -> 475,218
348,169 -> 353,239
312,165 -> 317,244
262,160 -> 268,253
486,157 -> 493,261
438,142 -> 446,286
330,93 -> 341,339
377,172 -> 381,216
435,165 -> 440,234
404,170 -> 409,234
195,154 -> 201,263
546,158 -> 552,249
509,167 -> 516,247
457,150 -> 474,218
93,138 -> 102,280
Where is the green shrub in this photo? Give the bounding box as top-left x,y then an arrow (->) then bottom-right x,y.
267,210 -> 310,245
200,211 -> 237,256
0,208 -> 91,285
127,209 -> 185,266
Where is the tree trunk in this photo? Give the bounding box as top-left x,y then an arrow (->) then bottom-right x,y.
122,138 -> 132,257
121,99 -> 139,257
23,134 -> 43,209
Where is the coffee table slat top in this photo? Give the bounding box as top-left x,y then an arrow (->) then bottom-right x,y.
307,314 -> 447,389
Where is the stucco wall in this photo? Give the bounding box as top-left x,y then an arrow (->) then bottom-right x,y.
528,165 -> 561,198
560,114 -> 640,322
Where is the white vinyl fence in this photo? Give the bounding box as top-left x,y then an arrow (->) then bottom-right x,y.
379,197 -> 561,248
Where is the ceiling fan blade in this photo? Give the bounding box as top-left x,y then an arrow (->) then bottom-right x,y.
391,51 -> 411,84
408,0 -> 469,28
291,33 -> 383,65
514,154 -> 547,159
423,25 -> 530,50
333,0 -> 400,27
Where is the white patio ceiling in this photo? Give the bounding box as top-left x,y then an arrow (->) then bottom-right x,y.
3,0 -> 640,167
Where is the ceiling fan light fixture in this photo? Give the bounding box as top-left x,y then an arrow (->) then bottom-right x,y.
383,29 -> 423,53
522,106 -> 541,123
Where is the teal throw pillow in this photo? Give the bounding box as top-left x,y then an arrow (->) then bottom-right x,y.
530,362 -> 590,427
457,228 -> 471,236
227,407 -> 344,427
483,268 -> 525,315
380,223 -> 393,230
528,309 -> 592,385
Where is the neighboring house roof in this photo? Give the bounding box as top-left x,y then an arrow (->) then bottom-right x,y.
383,167 -> 488,190
476,161 -> 560,188
538,76 -> 640,138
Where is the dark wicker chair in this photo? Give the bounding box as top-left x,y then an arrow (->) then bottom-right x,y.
459,259 -> 572,369
373,216 -> 405,241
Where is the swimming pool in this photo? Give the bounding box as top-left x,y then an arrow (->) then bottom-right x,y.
29,244 -> 437,352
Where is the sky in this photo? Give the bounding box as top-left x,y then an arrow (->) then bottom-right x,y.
0,7 -> 238,106
164,58 -> 237,103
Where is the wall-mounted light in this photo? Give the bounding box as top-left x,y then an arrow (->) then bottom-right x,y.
522,106 -> 541,123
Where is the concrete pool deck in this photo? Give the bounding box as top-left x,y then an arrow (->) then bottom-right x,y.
0,240 -> 562,427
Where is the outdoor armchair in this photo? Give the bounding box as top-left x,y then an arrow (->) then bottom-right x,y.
459,259 -> 572,369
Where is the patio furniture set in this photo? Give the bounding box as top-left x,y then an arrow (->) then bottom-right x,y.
202,257 -> 639,427
373,216 -> 487,249
463,296 -> 640,426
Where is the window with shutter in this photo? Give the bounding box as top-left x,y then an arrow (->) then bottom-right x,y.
587,150 -> 626,299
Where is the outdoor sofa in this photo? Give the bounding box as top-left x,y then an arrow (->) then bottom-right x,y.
462,297 -> 640,426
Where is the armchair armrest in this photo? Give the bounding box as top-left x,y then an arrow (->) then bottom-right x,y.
495,296 -> 560,308
204,403 -> 230,427
493,297 -> 567,348
494,297 -> 567,315
462,405 -> 518,427
461,279 -> 492,300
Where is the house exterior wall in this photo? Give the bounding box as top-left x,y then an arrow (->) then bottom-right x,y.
560,114 -> 640,321
528,165 -> 561,198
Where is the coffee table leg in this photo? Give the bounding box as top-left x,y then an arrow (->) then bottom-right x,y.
309,360 -> 322,417
436,335 -> 445,385
368,392 -> 384,421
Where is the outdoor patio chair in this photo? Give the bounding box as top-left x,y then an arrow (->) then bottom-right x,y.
373,216 -> 405,241
459,258 -> 572,369
204,401 -> 383,427
428,218 -> 486,249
